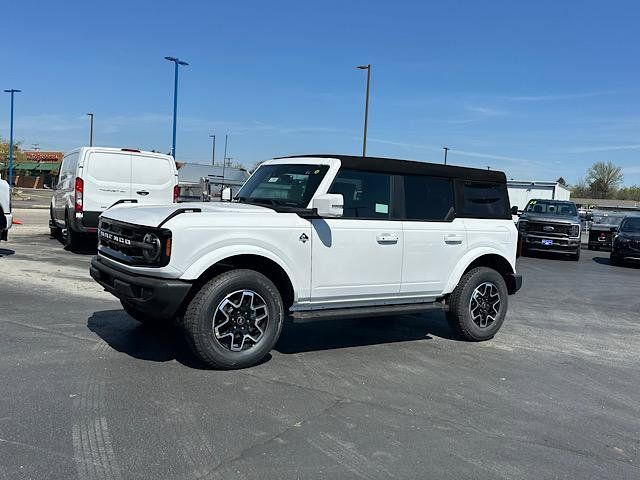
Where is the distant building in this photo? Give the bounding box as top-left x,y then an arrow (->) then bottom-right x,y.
507,180 -> 571,211
571,198 -> 640,210
176,163 -> 250,201
11,150 -> 64,188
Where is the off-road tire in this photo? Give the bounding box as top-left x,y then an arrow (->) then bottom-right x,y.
182,269 -> 284,369
570,248 -> 581,261
446,267 -> 508,341
121,299 -> 173,327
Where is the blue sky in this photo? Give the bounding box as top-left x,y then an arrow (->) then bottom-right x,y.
2,0 -> 640,184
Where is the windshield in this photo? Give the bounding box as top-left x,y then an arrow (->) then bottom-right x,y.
236,163 -> 330,208
592,214 -> 625,225
620,217 -> 640,233
524,200 -> 577,216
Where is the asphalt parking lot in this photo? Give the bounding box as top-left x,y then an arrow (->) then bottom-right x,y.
1,209 -> 639,480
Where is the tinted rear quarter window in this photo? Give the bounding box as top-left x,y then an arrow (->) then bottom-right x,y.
403,175 -> 454,221
460,182 -> 509,219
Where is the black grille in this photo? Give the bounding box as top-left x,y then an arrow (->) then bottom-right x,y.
525,222 -> 573,237
98,218 -> 171,267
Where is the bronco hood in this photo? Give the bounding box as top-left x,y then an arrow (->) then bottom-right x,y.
100,201 -> 274,228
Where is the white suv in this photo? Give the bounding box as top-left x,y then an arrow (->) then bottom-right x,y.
90,155 -> 522,369
0,176 -> 11,241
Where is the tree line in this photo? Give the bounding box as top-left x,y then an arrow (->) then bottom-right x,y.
567,161 -> 639,201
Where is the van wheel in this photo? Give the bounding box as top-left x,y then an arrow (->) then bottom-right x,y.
121,300 -> 172,327
183,269 -> 284,369
446,267 -> 508,341
50,209 -> 62,238
63,216 -> 82,251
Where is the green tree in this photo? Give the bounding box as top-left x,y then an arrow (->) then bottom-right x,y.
570,178 -> 591,198
585,161 -> 623,199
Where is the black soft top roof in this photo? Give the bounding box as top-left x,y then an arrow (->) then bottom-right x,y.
276,154 -> 507,183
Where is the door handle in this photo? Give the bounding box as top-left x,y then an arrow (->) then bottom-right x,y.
376,233 -> 398,244
444,233 -> 464,244
136,190 -> 149,196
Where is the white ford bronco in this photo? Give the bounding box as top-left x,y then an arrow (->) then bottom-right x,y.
90,155 -> 522,369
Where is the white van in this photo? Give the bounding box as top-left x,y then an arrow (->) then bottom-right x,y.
50,147 -> 179,249
0,175 -> 11,241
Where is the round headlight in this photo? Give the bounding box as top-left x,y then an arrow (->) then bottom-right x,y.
142,233 -> 162,262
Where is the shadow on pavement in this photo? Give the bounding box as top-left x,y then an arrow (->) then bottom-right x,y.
88,309 -> 456,366
593,256 -> 640,269
275,311 -> 455,354
0,248 -> 15,257
87,309 -> 215,369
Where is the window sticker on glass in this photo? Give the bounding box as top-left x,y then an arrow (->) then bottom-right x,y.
375,203 -> 389,214
267,177 -> 279,183
314,169 -> 320,174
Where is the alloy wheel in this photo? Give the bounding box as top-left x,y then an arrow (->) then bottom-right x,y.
212,290 -> 269,351
469,282 -> 501,328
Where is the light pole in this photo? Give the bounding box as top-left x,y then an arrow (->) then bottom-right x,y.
87,113 -> 94,146
164,56 -> 189,160
356,64 -> 371,158
4,89 -> 21,187
442,146 -> 450,165
209,134 -> 216,166
222,134 -> 228,187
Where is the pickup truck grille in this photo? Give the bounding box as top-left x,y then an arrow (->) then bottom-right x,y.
98,218 -> 171,267
524,222 -> 573,237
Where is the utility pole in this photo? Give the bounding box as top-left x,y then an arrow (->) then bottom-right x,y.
4,89 -> 21,187
356,65 -> 371,158
86,113 -> 94,146
442,146 -> 450,165
209,134 -> 216,166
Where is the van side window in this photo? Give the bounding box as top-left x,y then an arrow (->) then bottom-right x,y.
403,175 -> 454,221
329,169 -> 391,219
460,182 -> 510,218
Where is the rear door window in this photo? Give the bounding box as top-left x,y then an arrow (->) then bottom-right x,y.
87,152 -> 131,184
403,175 -> 454,221
131,155 -> 173,185
460,182 -> 510,219
329,169 -> 392,219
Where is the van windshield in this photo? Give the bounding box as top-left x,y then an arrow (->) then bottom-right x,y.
236,164 -> 329,208
524,200 -> 577,216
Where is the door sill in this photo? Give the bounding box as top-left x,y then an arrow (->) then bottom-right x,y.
290,301 -> 447,322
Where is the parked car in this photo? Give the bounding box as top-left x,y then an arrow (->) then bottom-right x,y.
516,199 -> 581,260
0,176 -> 12,241
588,212 -> 625,251
90,154 -> 522,369
610,216 -> 640,266
50,147 -> 179,250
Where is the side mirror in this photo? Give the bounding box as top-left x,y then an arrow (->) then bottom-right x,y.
511,206 -> 519,215
221,187 -> 232,202
311,193 -> 343,218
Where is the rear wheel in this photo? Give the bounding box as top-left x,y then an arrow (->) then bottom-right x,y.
63,215 -> 83,251
183,269 -> 284,369
446,267 -> 508,341
50,209 -> 62,238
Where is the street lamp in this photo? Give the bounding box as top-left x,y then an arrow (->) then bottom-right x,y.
442,146 -> 450,165
356,64 -> 371,158
164,56 -> 189,160
4,89 -> 21,187
87,113 -> 94,146
209,134 -> 216,166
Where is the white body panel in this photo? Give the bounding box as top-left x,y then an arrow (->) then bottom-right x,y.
97,156 -> 519,312
51,147 -> 178,228
0,178 -> 11,234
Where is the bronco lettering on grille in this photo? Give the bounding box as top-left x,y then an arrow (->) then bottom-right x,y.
99,230 -> 132,246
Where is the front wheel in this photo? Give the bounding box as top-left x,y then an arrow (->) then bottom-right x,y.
446,267 -> 508,341
182,269 -> 284,369
610,253 -> 622,267
570,248 -> 581,261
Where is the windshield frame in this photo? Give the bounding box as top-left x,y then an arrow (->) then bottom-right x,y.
235,163 -> 331,210
524,200 -> 577,217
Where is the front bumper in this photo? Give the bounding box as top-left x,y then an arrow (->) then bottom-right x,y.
90,256 -> 192,319
522,234 -> 581,253
612,242 -> 640,261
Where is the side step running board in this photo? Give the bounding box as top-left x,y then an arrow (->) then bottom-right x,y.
290,301 -> 447,322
